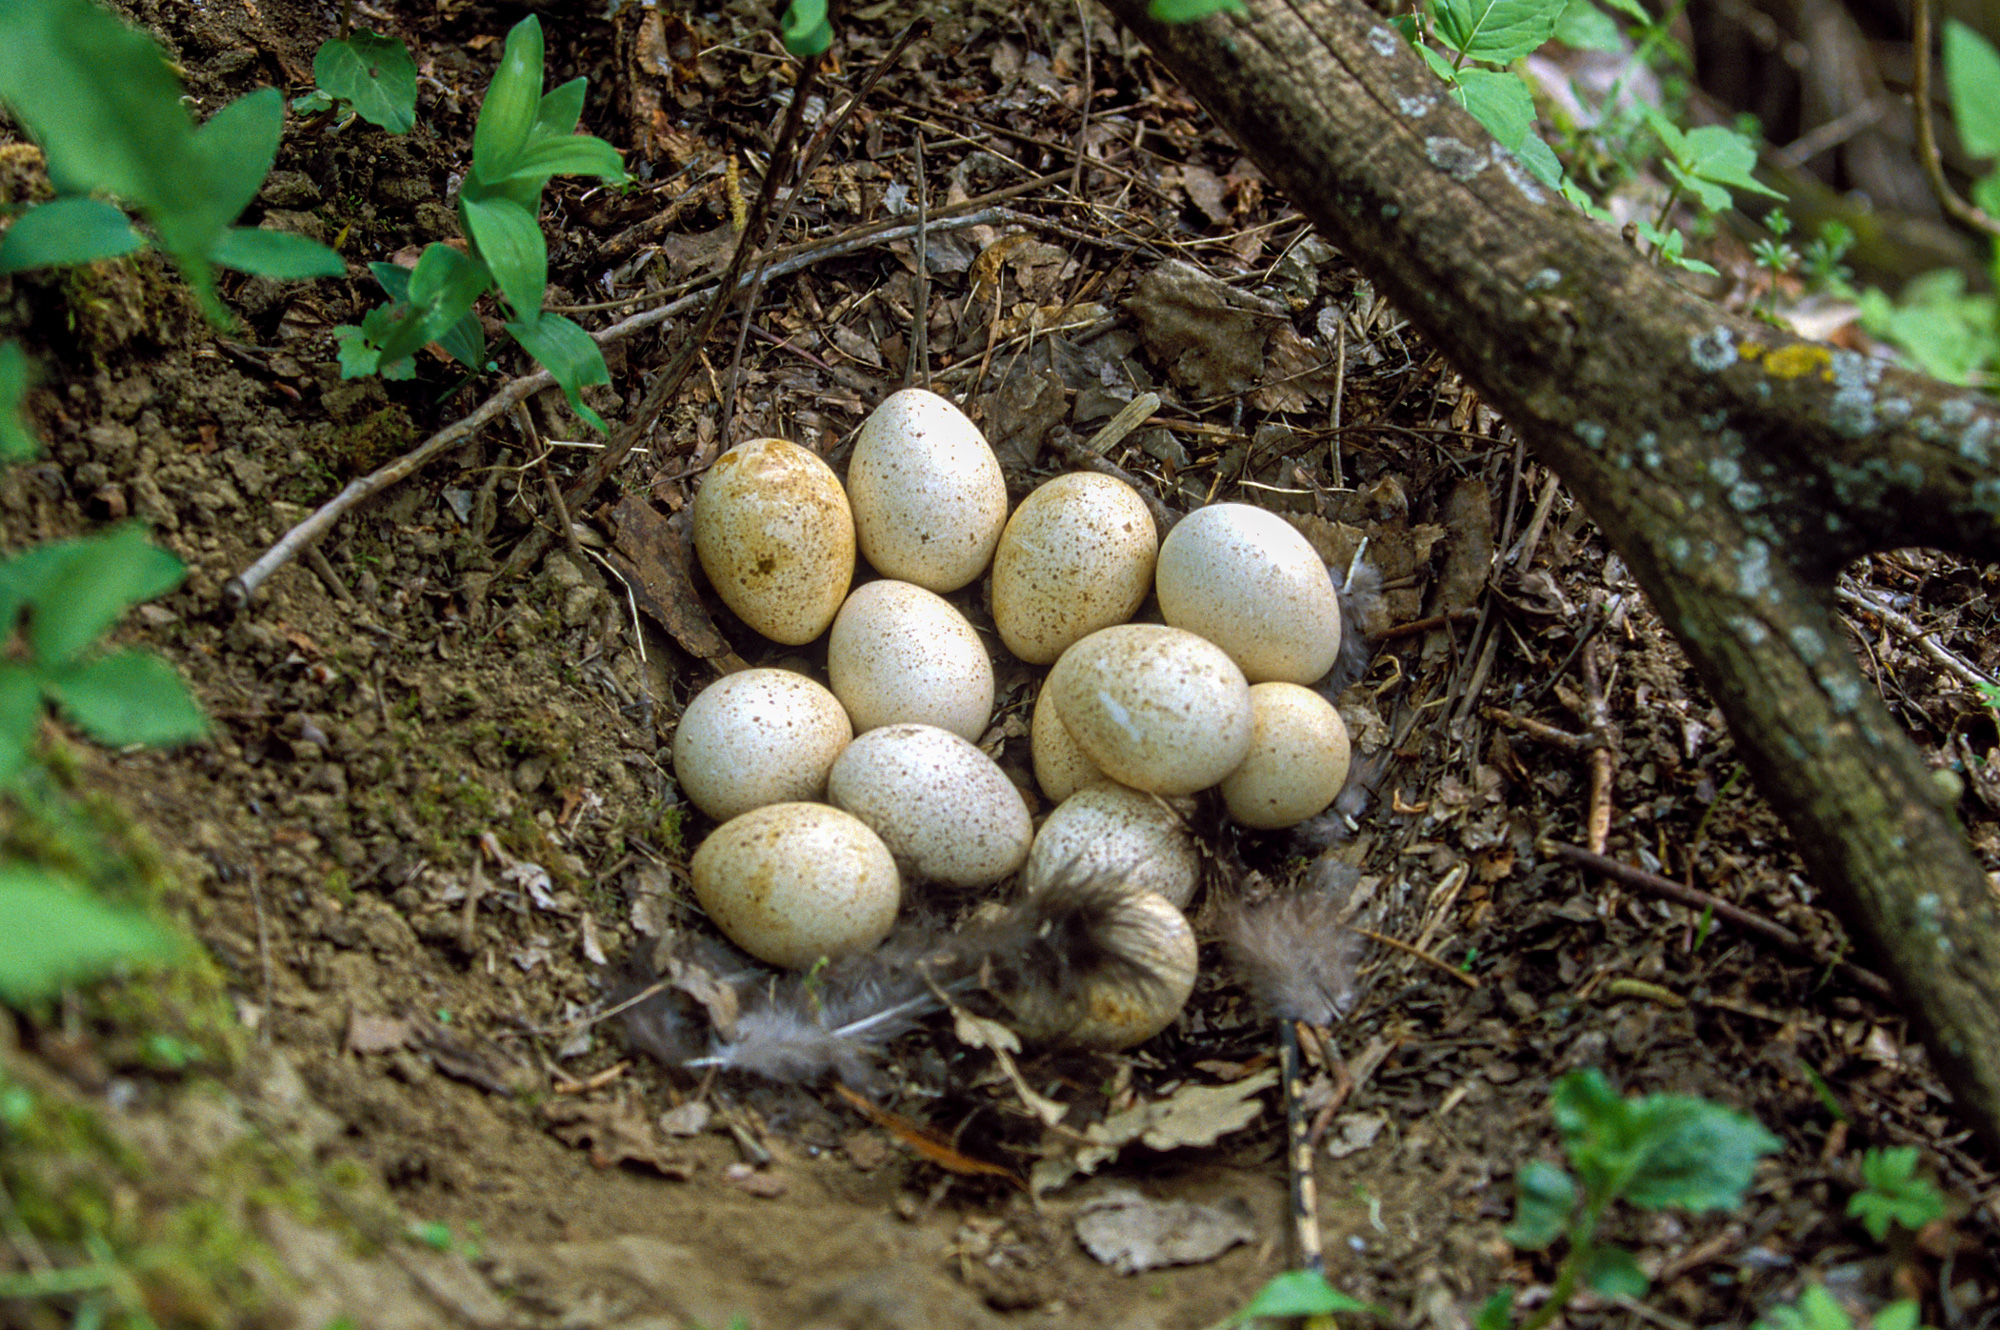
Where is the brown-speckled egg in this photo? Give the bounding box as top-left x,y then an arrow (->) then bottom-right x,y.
1029,676 -> 1105,804
827,723 -> 1032,889
1048,624 -> 1252,795
690,803 -> 900,968
692,438 -> 854,645
1023,781 -> 1198,908
846,389 -> 1008,593
1155,502 -> 1342,683
671,669 -> 853,821
827,580 -> 994,740
1220,682 -> 1352,829
991,472 -> 1158,665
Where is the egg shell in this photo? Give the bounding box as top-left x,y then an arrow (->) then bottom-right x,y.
846,388 -> 1009,593
1029,677 -> 1105,804
671,669 -> 853,822
692,438 -> 855,645
1155,502 -> 1343,684
827,580 -> 995,740
1219,683 -> 1353,829
1048,624 -> 1252,795
691,803 -> 900,968
827,723 -> 1033,889
1028,888 -> 1196,1050
1024,782 -> 1199,908
991,473 -> 1158,664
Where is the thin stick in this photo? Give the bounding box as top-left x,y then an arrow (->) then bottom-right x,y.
1835,582 -> 2000,692
910,131 -> 930,389
1912,0 -> 2000,238
1580,639 -> 1615,855
1348,926 -> 1480,988
1481,706 -> 1595,753
1279,1018 -> 1325,1275
1540,840 -> 1895,998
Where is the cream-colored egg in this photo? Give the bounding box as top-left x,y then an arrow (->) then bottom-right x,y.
1024,782 -> 1198,908
991,473 -> 1157,665
690,803 -> 900,968
1048,624 -> 1252,795
846,388 -> 1008,593
827,723 -> 1032,889
1155,503 -> 1342,684
671,669 -> 853,822
1219,683 -> 1353,829
692,438 -> 855,645
1003,884 -> 1197,1050
1029,677 -> 1105,803
827,580 -> 995,740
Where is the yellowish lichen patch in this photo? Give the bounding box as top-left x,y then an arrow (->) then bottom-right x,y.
1764,344 -> 1833,380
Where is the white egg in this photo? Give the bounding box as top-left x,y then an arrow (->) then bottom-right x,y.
1029,676 -> 1105,804
671,669 -> 853,822
1048,624 -> 1252,795
1024,781 -> 1199,908
1005,883 -> 1197,1050
1155,502 -> 1342,684
692,438 -> 855,645
1219,683 -> 1353,829
827,723 -> 1032,889
691,803 -> 900,968
991,472 -> 1157,665
846,388 -> 1009,593
827,580 -> 994,741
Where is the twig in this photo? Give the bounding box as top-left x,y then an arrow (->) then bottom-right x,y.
1279,1018 -> 1325,1274
1580,639 -> 1615,855
224,204 -> 1020,607
1540,840 -> 1894,999
1481,706 -> 1596,753
1912,0 -> 2000,239
1370,608 -> 1477,642
910,131 -> 930,389
1348,926 -> 1480,989
1835,582 -> 2000,692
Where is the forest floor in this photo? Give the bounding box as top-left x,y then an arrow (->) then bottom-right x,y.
2,0 -> 1999,1326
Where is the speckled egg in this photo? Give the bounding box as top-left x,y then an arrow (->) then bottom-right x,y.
846,389 -> 1009,593
827,723 -> 1033,889
691,803 -> 900,968
671,669 -> 853,822
1154,502 -> 1342,684
991,472 -> 1158,665
1047,624 -> 1252,795
1005,884 -> 1198,1050
1219,683 -> 1353,829
826,579 -> 995,740
692,438 -> 855,645
1023,781 -> 1198,908
1029,677 -> 1105,804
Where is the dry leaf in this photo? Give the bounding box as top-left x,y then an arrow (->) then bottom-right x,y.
1074,1186 -> 1256,1273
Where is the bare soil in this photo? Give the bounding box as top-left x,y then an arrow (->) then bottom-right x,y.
2,0 -> 1998,1327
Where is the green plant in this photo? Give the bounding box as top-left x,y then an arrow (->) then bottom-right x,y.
294,30 -> 418,134
1398,0 -> 1573,187
1206,1270 -> 1380,1329
0,0 -> 344,325
1847,1145 -> 1946,1241
335,16 -> 627,430
0,341 -> 33,462
1480,1069 -> 1781,1330
1755,1286 -> 1923,1330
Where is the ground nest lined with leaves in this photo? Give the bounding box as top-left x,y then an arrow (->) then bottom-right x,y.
2,0 -> 1999,1326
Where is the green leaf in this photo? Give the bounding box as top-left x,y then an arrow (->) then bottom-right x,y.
0,197 -> 145,273
781,0 -> 834,56
0,665 -> 42,788
48,650 -> 207,748
313,29 -> 417,134
1505,1159 -> 1575,1247
1473,1289 -> 1514,1330
1417,41 -> 1461,84
1551,1069 -> 1781,1215
24,526 -> 185,667
1225,1271 -> 1377,1322
1579,1243 -> 1649,1298
291,89 -> 336,117
1945,21 -> 2000,159
334,325 -> 387,379
186,88 -> 285,239
362,243 -> 493,367
1859,271 -> 1998,384
0,0 -> 196,213
0,864 -> 175,1006
1875,1300 -> 1922,1330
462,194 -> 547,320
474,16 -> 545,178
1658,122 -> 1786,208
531,77 -> 589,144
1433,0 -> 1563,64
495,133 -> 627,189
1973,169 -> 2000,219
436,308 -> 488,372
1554,0 -> 1625,51
1454,66 -> 1539,152
0,340 -> 34,462
1149,0 -> 1247,18
1592,0 -> 1649,20
210,226 -> 345,279
1846,1146 -> 1945,1241
506,312 -> 610,433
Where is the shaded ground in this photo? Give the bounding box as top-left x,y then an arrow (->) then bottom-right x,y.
2,0 -> 1999,1326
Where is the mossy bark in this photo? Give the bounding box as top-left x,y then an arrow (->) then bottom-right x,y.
1099,0 -> 2000,1152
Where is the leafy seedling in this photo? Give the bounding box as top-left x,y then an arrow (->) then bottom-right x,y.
296,29 -> 418,133
0,0 -> 344,324
0,342 -> 34,463
1754,1286 -> 1923,1330
1488,1069 -> 1781,1330
0,863 -> 175,1007
336,15 -> 627,430
0,523 -> 208,790
1207,1270 -> 1382,1329
1847,1146 -> 1946,1242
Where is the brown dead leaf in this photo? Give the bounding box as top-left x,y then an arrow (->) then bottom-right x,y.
1249,325 -> 1341,413
1073,1187 -> 1256,1274
832,1083 -> 1024,1187
1436,478 -> 1495,615
602,498 -> 732,662
344,1011 -> 411,1055
544,1098 -> 690,1178
1126,260 -> 1283,399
